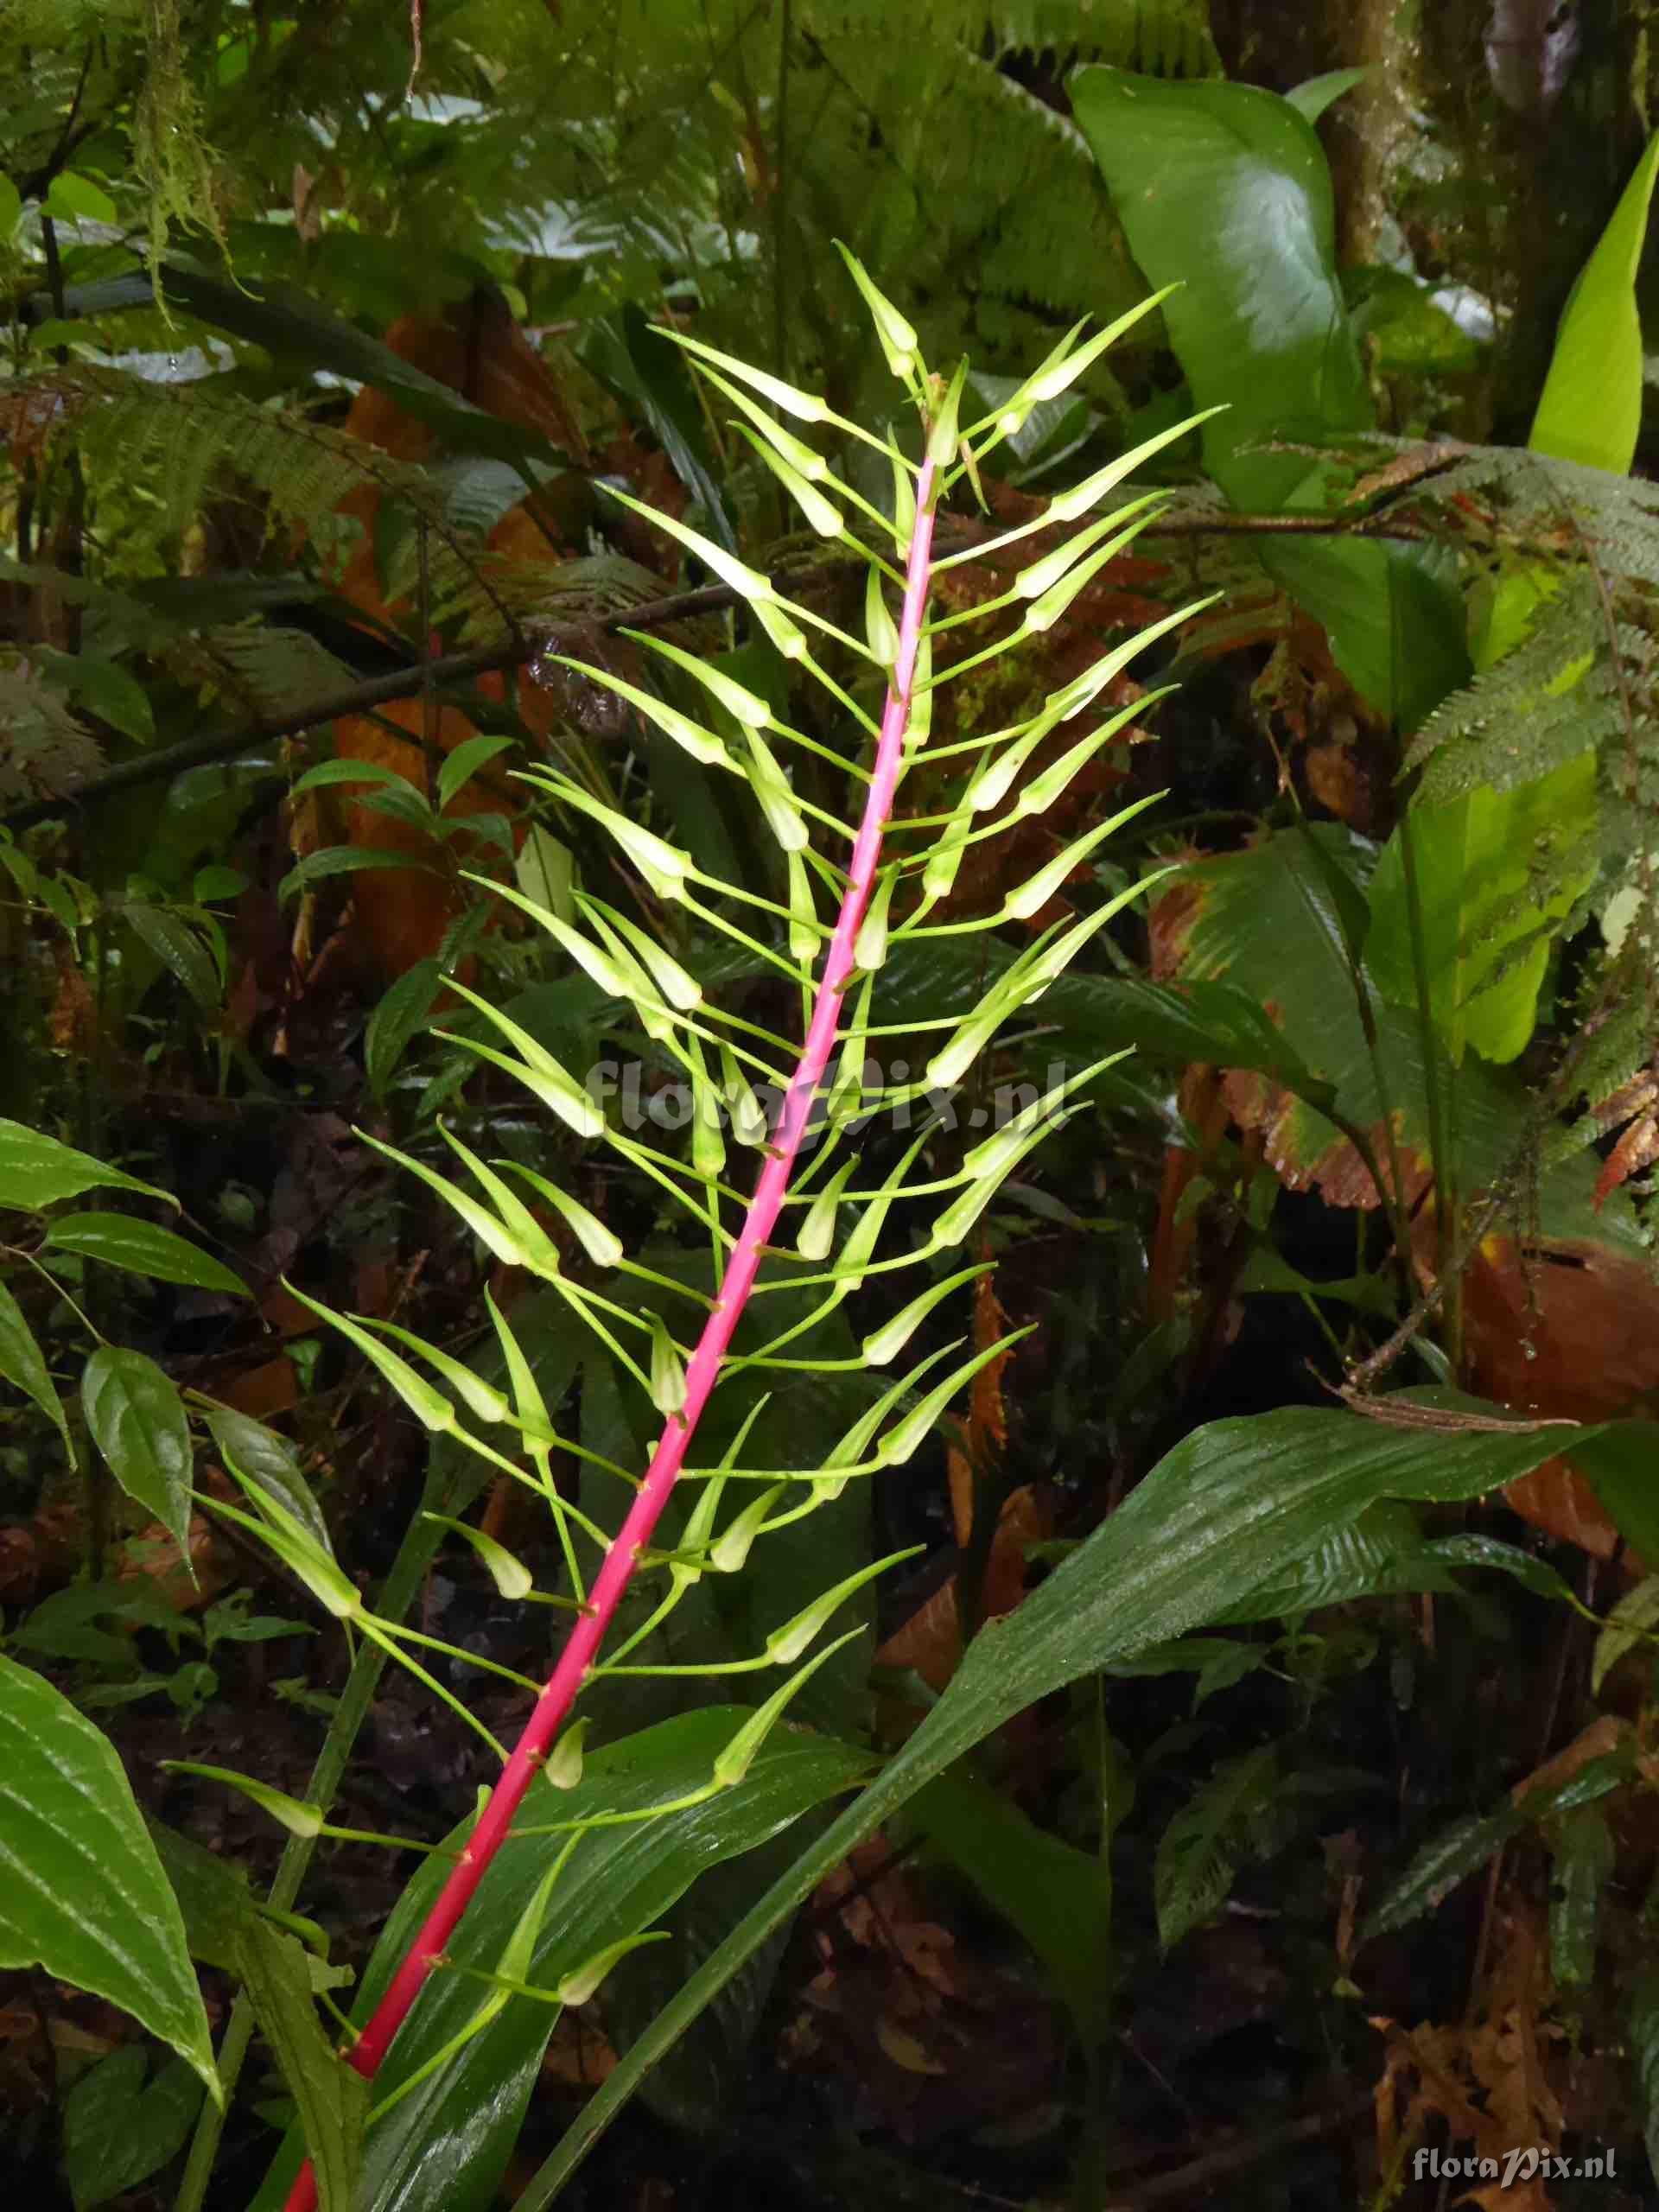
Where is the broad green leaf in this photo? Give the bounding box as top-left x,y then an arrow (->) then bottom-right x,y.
0,1119 -> 171,1211
1366,751 -> 1599,1064
912,1771 -> 1114,2032
516,1406 -> 1635,2209
81,1347 -> 194,1554
61,2046 -> 204,2212
1070,67 -> 1466,728
124,902 -> 221,1008
1154,1745 -> 1280,1948
0,1654 -> 216,2097
251,1710 -> 871,2212
287,758 -> 417,799
0,1276 -> 73,1458
1530,132 -> 1659,474
45,170 -> 118,226
365,957 -> 443,1101
44,1211 -> 249,1295
236,1916 -> 368,2212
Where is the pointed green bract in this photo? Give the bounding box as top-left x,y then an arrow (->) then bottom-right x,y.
620,628 -> 770,728
547,658 -> 733,769
862,1263 -> 992,1367
835,242 -> 919,380
655,326 -> 830,423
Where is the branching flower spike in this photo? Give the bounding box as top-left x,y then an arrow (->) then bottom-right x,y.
277,261 -> 1210,2212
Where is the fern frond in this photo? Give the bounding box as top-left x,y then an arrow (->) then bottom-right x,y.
0,664 -> 105,804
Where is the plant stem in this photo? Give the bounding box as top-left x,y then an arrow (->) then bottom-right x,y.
278,454 -> 943,2212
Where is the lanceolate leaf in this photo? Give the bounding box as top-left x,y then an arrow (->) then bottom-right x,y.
0,1277 -> 73,1459
0,1655 -> 217,2099
1530,131 -> 1659,474
0,1119 -> 172,1211
44,1212 -> 250,1296
516,1406 -> 1638,2208
202,1406 -> 334,1559
81,1347 -> 194,1554
236,1918 -> 369,2212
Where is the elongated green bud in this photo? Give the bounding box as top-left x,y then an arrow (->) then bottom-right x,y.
836,241 -> 918,380
575,895 -> 702,1011
890,444 -> 917,555
683,1033 -> 728,1180
866,566 -> 899,667
797,1157 -> 856,1261
766,1546 -> 925,1665
1014,506 -> 1134,601
437,976 -> 607,1138
519,773 -> 691,902
1023,499 -> 1170,635
603,484 -> 777,602
1046,404 -> 1227,522
1012,699 -> 1159,823
547,658 -> 731,768
926,357 -> 969,467
477,877 -> 634,997
499,1160 -> 624,1268
648,1313 -> 688,1416
992,289 -> 1177,436
356,1128 -> 548,1278
658,326 -> 830,422
961,1055 -> 1123,1179
619,627 -> 771,728
786,849 -> 820,964
854,869 -> 897,970
877,1331 -> 1036,1465
571,906 -> 672,1039
546,1719 -> 588,1789
713,1628 -> 862,1785
285,1281 -> 454,1434
823,1341 -> 960,1473
556,1931 -> 668,2005
861,1262 -> 990,1367
906,629 -> 932,745
711,1483 -> 786,1573
1001,815 -> 1122,922
745,729 -> 810,853
423,1512 -> 534,1600
721,1044 -> 768,1147
737,424 -> 842,537
696,364 -> 830,478
751,595 -> 808,661
161,1762 -> 323,1837
364,1310 -> 520,1422
931,1124 -> 1062,1247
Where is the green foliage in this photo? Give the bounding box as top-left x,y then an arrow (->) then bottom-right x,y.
0,1652 -> 219,2097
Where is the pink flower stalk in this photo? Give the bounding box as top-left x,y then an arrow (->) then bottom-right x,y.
282,455 -> 940,2212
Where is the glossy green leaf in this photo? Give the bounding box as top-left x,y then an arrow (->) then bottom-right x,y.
124,902 -> 221,1009
81,1347 -> 194,1554
61,2046 -> 204,2212
1070,66 -> 1466,728
0,1654 -> 217,2097
1530,132 -> 1659,474
0,1119 -> 171,1211
437,734 -> 515,811
518,1406 -> 1636,2209
0,1277 -> 73,1458
252,1709 -> 871,2212
44,1212 -> 249,1295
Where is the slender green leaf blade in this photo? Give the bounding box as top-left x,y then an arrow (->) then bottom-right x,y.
0,1277 -> 73,1456
0,1119 -> 171,1211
